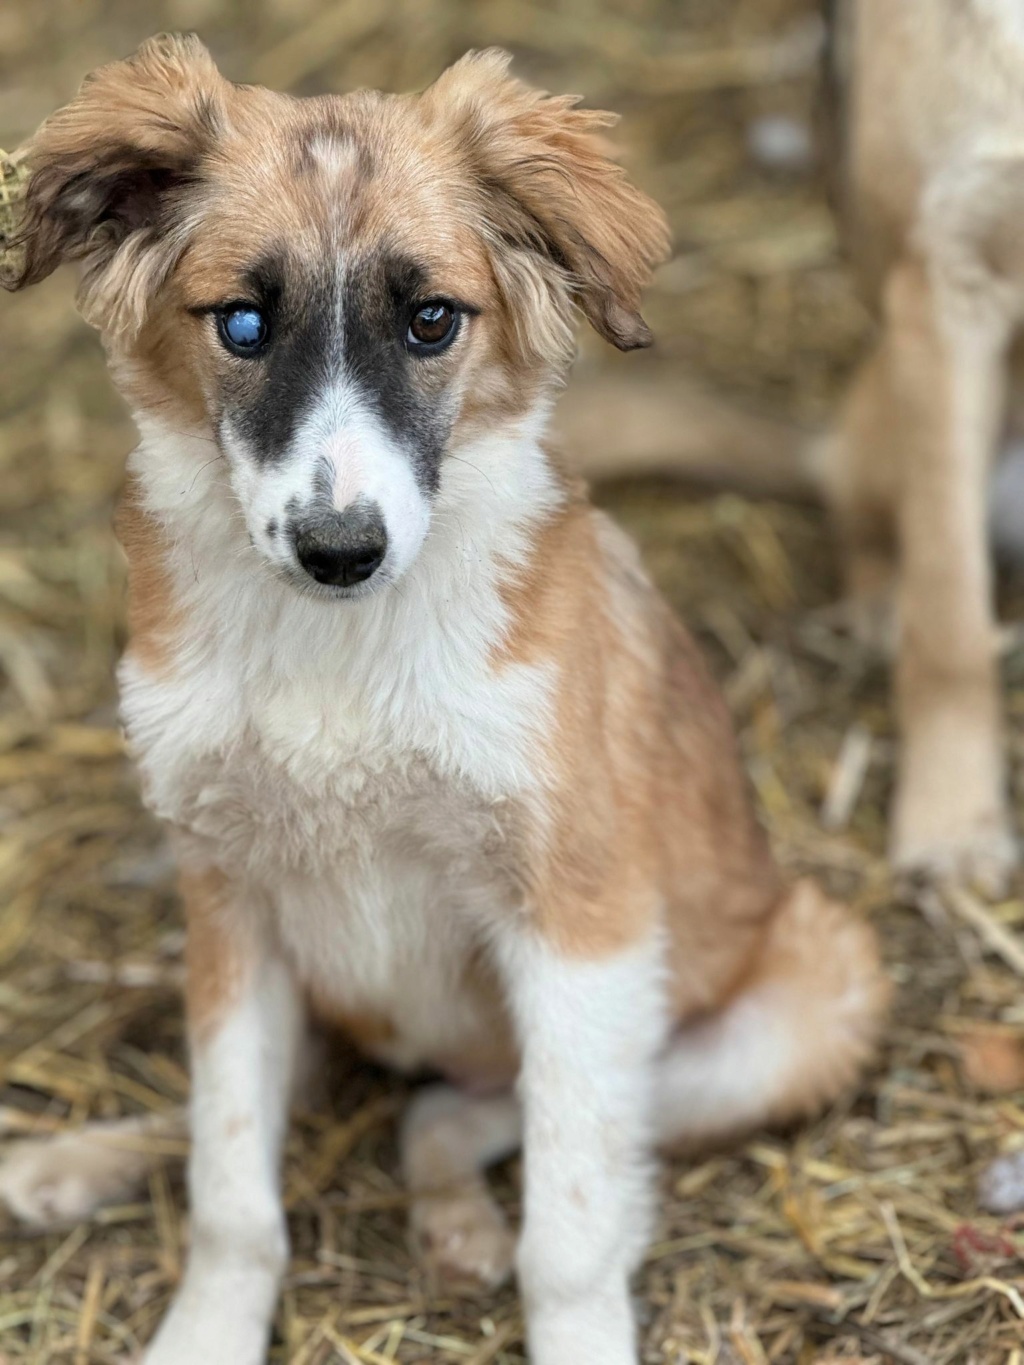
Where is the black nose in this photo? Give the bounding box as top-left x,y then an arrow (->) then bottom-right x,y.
293,507 -> 387,588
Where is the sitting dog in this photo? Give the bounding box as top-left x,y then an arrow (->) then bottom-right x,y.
0,37 -> 887,1365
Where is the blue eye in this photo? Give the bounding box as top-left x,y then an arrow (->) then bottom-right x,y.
218,306 -> 268,355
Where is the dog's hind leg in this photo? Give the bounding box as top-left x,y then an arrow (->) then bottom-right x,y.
655,882 -> 888,1153
400,1084 -> 521,1294
0,1109 -> 187,1228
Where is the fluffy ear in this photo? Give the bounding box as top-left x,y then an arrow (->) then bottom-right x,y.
425,50 -> 670,352
1,33 -> 224,335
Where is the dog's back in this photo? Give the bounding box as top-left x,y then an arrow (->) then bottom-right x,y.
831,0 -> 1024,303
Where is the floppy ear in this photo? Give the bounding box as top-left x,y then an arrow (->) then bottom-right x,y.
1,33 -> 224,335
425,49 -> 670,352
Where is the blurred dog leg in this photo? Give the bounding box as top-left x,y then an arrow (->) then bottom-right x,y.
553,372 -> 818,499
820,346 -> 902,653
881,255 -> 1017,892
400,1084 -> 521,1293
0,1110 -> 187,1228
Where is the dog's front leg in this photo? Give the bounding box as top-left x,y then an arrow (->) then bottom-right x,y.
499,926 -> 666,1365
144,870 -> 303,1365
884,250 -> 1017,890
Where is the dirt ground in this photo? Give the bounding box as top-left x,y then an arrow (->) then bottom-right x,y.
1,1 -> 1023,1362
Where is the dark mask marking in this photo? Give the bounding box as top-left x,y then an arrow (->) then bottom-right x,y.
340,251 -> 456,494
218,248 -> 337,464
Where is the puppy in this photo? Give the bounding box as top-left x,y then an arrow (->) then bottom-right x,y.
0,37 -> 887,1365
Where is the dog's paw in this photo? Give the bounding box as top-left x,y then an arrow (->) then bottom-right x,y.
143,1323 -> 265,1365
411,1191 -> 516,1295
142,1310 -> 270,1365
0,1128 -> 148,1229
892,814 -> 1018,899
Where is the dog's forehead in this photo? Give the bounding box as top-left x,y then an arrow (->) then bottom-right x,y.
193,87 -> 482,283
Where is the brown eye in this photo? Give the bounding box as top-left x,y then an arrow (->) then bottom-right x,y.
407,301 -> 459,351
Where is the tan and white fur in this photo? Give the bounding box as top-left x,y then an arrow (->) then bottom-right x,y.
0,38 -> 887,1365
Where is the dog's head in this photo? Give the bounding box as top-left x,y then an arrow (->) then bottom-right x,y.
4,36 -> 669,597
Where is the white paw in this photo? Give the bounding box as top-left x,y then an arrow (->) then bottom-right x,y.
0,1128 -> 149,1228
144,1320 -> 268,1365
525,1288 -> 638,1365
142,1262 -> 280,1365
144,1321 -> 267,1365
411,1191 -> 516,1294
892,815 -> 1018,898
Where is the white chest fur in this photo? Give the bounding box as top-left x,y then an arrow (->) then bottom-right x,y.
119,418 -> 561,1055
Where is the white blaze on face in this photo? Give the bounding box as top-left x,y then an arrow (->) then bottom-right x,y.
221,378 -> 433,588
328,431 -> 367,510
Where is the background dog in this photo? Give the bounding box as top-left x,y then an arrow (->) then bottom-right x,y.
563,0 -> 1024,896
822,0 -> 1024,891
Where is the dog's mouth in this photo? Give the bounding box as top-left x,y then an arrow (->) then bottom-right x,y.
271,557 -> 394,603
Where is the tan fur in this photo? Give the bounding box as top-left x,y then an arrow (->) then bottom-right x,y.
495,486 -> 785,1016
312,952 -> 519,1093
2,35 -> 224,332
428,953 -> 521,1093
114,479 -> 182,678
823,0 -> 1024,887
730,880 -> 889,1123
657,878 -> 891,1155
6,44 -> 669,440
424,51 -> 671,354
181,866 -> 250,1044
553,372 -> 818,499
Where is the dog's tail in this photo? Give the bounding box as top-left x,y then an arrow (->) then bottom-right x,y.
553,371 -> 823,500
655,879 -> 889,1151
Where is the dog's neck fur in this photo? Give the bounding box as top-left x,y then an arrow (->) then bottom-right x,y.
121,400 -> 569,805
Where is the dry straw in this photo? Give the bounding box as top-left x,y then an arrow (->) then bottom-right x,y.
0,148 -> 28,274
